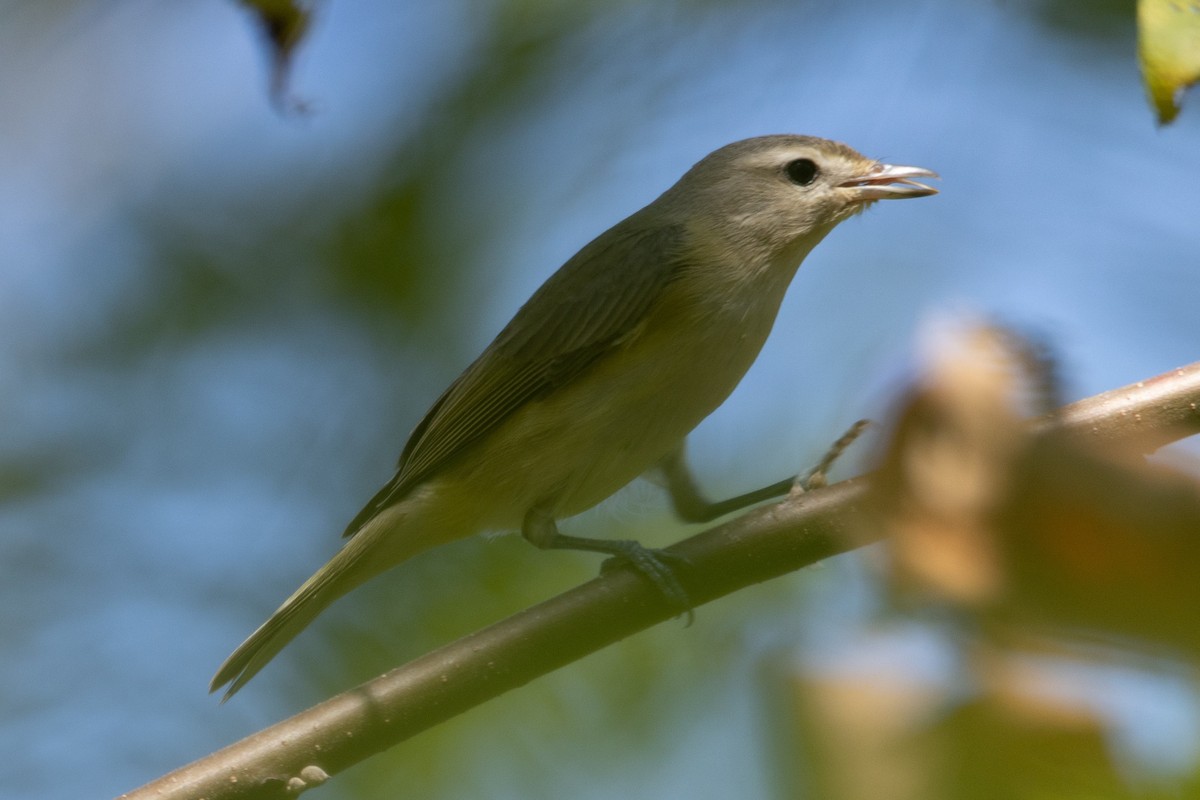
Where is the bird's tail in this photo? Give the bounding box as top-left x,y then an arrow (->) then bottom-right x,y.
210,510 -> 414,701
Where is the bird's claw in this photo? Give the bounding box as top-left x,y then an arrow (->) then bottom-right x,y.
600,543 -> 695,625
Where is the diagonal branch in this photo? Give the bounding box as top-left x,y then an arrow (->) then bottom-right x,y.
119,361 -> 1200,800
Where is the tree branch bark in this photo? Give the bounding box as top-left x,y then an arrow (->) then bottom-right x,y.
119,361 -> 1200,800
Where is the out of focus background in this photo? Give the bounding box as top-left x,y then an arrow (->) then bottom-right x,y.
2,1 -> 1199,798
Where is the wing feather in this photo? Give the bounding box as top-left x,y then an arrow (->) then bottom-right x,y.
342,218 -> 687,537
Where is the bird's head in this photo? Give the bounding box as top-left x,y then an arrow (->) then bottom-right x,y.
663,135 -> 938,262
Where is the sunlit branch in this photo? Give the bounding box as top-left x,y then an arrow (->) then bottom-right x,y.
120,361 -> 1200,800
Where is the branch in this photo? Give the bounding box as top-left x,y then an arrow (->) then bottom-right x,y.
119,361 -> 1200,800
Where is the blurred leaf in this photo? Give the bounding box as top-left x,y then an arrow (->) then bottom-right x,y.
237,0 -> 314,113
782,323 -> 1200,798
869,324 -> 1038,608
934,691 -> 1127,800
1138,0 -> 1200,124
873,323 -> 1200,653
770,655 -> 941,800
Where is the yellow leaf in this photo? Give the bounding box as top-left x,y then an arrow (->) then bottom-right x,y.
1138,0 -> 1200,124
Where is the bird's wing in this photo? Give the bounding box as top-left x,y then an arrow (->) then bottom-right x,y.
342,219 -> 687,537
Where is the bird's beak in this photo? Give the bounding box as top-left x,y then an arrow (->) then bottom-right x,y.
840,163 -> 939,200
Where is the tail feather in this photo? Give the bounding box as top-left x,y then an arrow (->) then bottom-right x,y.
210,538 -> 374,701
211,497 -> 461,700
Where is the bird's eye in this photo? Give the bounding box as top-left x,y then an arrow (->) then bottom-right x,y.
785,158 -> 819,186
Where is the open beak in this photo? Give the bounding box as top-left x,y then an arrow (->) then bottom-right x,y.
840,163 -> 939,200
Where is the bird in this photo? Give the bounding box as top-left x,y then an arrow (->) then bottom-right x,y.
211,134 -> 937,699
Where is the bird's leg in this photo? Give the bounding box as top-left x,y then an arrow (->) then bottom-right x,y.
660,448 -> 793,523
660,420 -> 871,523
522,506 -> 692,618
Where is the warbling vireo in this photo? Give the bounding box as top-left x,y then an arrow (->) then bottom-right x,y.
211,134 -> 937,699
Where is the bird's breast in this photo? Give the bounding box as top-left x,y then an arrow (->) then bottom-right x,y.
446,278 -> 789,527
